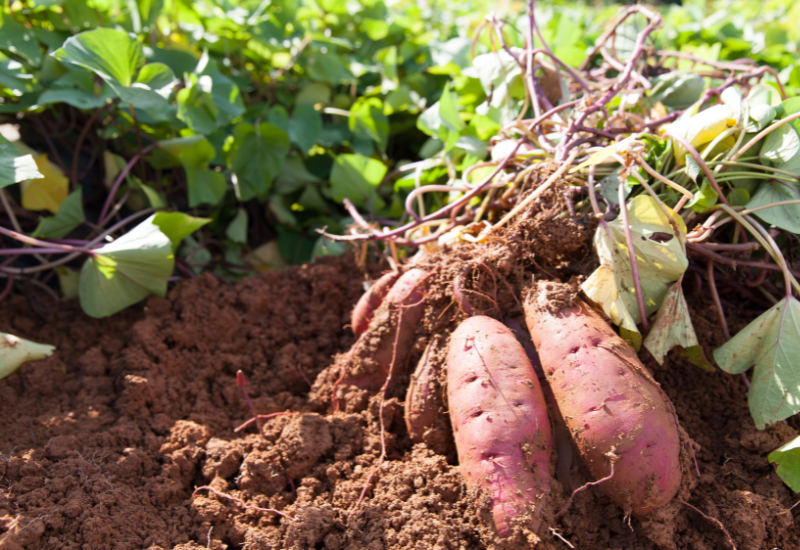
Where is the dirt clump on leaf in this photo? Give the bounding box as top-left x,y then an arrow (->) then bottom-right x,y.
0,239 -> 798,550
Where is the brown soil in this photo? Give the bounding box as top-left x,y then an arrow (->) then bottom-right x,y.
1,220 -> 798,549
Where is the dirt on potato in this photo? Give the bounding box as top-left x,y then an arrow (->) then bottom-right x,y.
1,205 -> 798,550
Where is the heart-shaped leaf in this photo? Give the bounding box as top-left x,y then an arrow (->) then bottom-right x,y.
0,333 -> 55,380
79,215 -> 174,318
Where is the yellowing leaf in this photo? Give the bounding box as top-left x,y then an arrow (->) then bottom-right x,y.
571,136 -> 645,173
582,196 -> 688,330
20,154 -> 69,214
244,241 -> 289,271
0,332 -> 56,380
643,279 -> 710,368
582,262 -> 638,333
662,104 -> 737,164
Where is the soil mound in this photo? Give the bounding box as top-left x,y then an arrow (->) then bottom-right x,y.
0,251 -> 797,550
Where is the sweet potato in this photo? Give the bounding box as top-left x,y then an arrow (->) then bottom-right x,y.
405,338 -> 442,443
523,282 -> 682,515
447,316 -> 552,537
340,268 -> 429,391
351,271 -> 401,337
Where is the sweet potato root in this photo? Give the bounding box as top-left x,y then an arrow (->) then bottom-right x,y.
523,282 -> 682,516
447,316 -> 552,537
351,271 -> 401,337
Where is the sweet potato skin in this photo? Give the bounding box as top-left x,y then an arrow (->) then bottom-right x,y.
341,268 -> 429,390
447,316 -> 552,537
351,271 -> 401,337
524,283 -> 682,515
405,338 -> 441,442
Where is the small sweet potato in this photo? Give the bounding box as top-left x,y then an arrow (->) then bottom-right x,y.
351,271 -> 401,337
447,316 -> 552,537
341,268 -> 429,391
524,282 -> 682,515
405,338 -> 442,443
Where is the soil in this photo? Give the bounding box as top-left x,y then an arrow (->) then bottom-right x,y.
1,206 -> 799,550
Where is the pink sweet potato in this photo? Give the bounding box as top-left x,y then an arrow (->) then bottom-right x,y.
447,316 -> 552,537
523,282 -> 682,515
341,268 -> 429,391
351,271 -> 401,337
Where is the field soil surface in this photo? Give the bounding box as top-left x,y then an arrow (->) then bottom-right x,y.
0,251 -> 798,550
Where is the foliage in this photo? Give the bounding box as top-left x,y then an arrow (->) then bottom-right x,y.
1,0 -> 800,492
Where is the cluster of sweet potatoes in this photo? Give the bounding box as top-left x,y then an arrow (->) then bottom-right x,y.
340,268 -> 685,538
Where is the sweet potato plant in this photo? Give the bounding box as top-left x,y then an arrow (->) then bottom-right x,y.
2,0 -> 800,545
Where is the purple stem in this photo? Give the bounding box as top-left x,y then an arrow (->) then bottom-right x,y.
98,142 -> 158,224
662,130 -> 729,206
322,140 -> 524,242
707,260 -> 731,340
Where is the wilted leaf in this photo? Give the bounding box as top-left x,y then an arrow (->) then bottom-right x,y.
583,196 -> 688,330
79,215 -> 174,318
663,105 -> 737,164
244,240 -> 288,271
769,436 -> 800,492
643,279 -> 711,369
0,332 -> 55,380
714,296 -> 800,429
571,136 -> 644,172
20,153 -> 69,213
32,187 -> 85,238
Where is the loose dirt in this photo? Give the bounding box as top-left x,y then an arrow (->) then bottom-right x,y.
1,239 -> 798,549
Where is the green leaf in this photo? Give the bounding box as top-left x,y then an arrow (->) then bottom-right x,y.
167,137 -> 227,207
32,187 -> 85,239
582,196 -> 688,331
226,208 -> 248,244
79,215 -> 174,318
37,88 -> 107,110
769,436 -> 800,492
685,154 -> 701,183
746,179 -> 800,234
760,124 -> 800,164
0,333 -> 55,380
289,104 -> 322,155
438,82 -> 464,132
275,154 -> 321,195
227,122 -> 290,201
56,267 -> 79,299
714,296 -> 800,429
0,135 -> 43,188
728,188 -> 750,206
687,180 -> 718,213
643,279 -> 710,369
329,154 -> 387,207
648,71 -> 704,109
0,12 -> 43,66
151,212 -> 211,251
53,28 -> 144,92
312,236 -> 348,258
296,83 -> 331,105
349,97 -> 389,153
